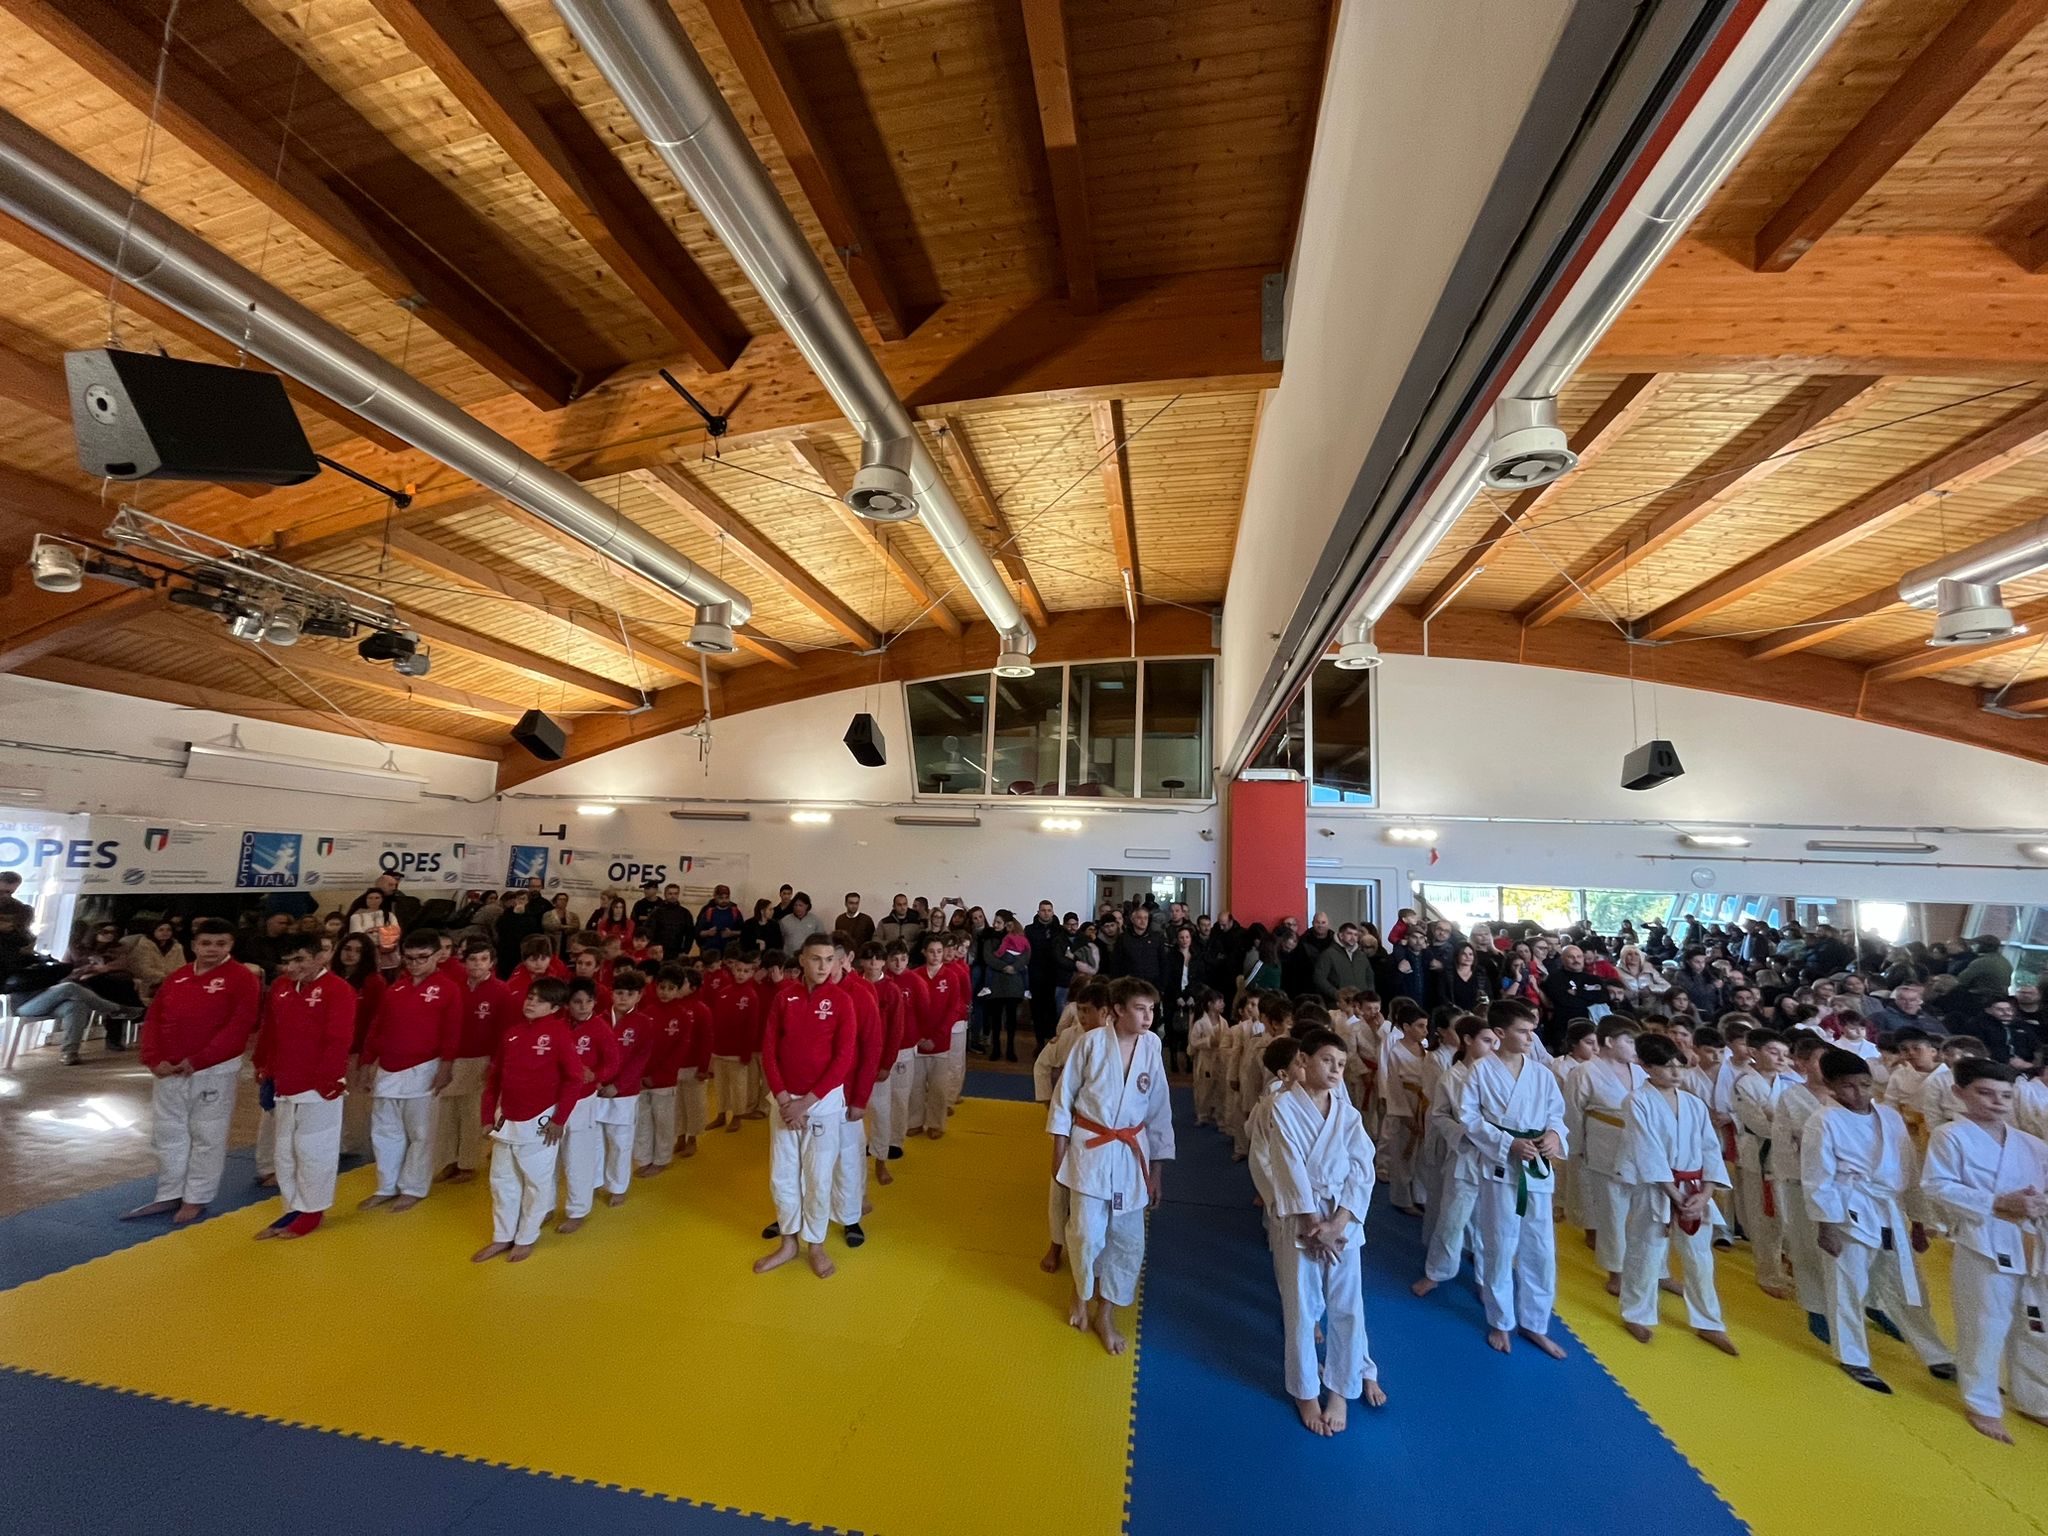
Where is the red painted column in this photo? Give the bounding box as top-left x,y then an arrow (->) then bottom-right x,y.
1226,777 -> 1306,927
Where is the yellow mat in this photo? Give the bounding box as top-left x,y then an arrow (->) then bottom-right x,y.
1555,1221 -> 2048,1536
0,1099 -> 1137,1536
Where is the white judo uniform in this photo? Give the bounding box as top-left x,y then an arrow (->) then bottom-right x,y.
1769,1079 -> 1828,1315
1801,1101 -> 1953,1373
1226,1019 -> 1269,1156
1035,1020 -> 1089,1244
1252,1084 -> 1380,1402
1048,1027 -> 1175,1307
1616,1084 -> 1729,1332
1733,1068 -> 1801,1292
1378,1037 -> 1429,1208
1188,1013 -> 1226,1127
489,1111 -> 560,1246
1921,1118 -> 2048,1420
1459,1053 -> 1569,1336
1422,1059 -> 1487,1285
1566,1058 -> 1648,1275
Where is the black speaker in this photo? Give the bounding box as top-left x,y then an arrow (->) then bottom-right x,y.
1621,738 -> 1684,791
843,712 -> 886,768
65,349 -> 319,486
512,709 -> 567,762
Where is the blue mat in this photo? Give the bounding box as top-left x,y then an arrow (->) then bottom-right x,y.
1126,1094 -> 1745,1536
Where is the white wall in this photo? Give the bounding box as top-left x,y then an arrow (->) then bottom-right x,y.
0,673 -> 498,835
1217,0 -> 1578,763
503,684 -> 1219,916
1308,655 -> 2048,908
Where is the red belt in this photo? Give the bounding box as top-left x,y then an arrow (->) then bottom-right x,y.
1074,1113 -> 1149,1182
1673,1168 -> 1706,1235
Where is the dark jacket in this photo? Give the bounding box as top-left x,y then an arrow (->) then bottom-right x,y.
1311,943 -> 1376,1002
1542,968 -> 1606,1026
644,900 -> 696,959
1118,923 -> 1168,986
1955,1011 -> 2039,1066
1428,966 -> 1489,1013
1024,917 -> 1066,983
1374,950 -> 1426,1005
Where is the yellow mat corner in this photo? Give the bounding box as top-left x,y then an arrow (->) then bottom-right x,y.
0,1098 -> 1136,1536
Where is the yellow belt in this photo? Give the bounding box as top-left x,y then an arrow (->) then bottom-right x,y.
1586,1109 -> 1626,1128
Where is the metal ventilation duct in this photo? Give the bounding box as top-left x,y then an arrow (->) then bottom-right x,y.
552,0 -> 1036,666
0,108 -> 753,631
1897,513 -> 2048,608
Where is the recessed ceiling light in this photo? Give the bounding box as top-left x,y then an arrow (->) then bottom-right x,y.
2019,842 -> 2048,864
575,804 -> 617,817
1679,833 -> 1749,848
791,810 -> 833,826
1383,826 -> 1439,845
1804,839 -> 1937,854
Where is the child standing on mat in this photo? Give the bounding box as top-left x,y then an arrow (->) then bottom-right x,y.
1047,977 -> 1175,1356
473,978 -> 581,1264
253,933 -> 354,1240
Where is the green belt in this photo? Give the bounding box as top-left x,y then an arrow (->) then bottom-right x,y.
1503,1127 -> 1552,1217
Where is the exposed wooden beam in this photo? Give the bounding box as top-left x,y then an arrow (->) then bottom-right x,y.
1369,607 -> 2048,770
479,502 -> 798,670
1636,395 -> 2048,640
1752,0 -> 2048,272
366,0 -> 743,372
400,612 -> 644,707
1418,373 -> 1665,622
497,605 -> 1216,788
0,585 -> 159,672
18,655 -> 499,759
1994,676 -> 2048,713
0,212 -> 406,454
222,268 -> 1275,558
3,0 -> 581,407
145,609 -> 531,725
697,0 -> 917,341
932,414 -> 1052,631
1020,0 -> 1097,312
1864,596 -> 2048,684
637,466 -> 880,650
1520,375 -> 1886,628
1999,183 -> 2048,273
378,528 -> 704,686
1595,235 -> 2048,379
784,436 -> 962,636
0,334 -> 69,422
0,463 -> 115,544
1092,399 -> 1140,622
1745,584 -> 1903,662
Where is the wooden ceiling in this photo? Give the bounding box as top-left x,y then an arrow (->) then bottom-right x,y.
1395,0 -> 2048,767
0,0 -> 1317,776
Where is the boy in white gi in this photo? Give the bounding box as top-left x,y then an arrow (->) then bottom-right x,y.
1921,1058 -> 2048,1442
1378,1009 -> 1430,1216
1412,1014 -> 1497,1298
1048,977 -> 1175,1355
1567,1018 -> 1646,1297
1550,1020 -> 1598,1231
126,918 -> 261,1225
1254,1027 -> 1384,1435
1733,1028 -> 1799,1299
1188,987 -> 1227,1127
1772,1032 -> 1833,1341
1225,995 -> 1269,1160
1616,1034 -> 1736,1355
253,934 -> 354,1240
1882,1026 -> 1940,1148
1457,998 -> 1568,1357
1802,1049 -> 1956,1394
1037,982 -> 1107,1273
473,979 -> 580,1264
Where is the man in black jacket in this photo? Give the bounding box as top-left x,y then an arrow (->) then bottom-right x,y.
1540,944 -> 1607,1050
643,883 -> 696,959
1800,923 -> 1854,982
1956,996 -> 2040,1069
1024,900 -> 1065,1045
1117,906 -> 1167,988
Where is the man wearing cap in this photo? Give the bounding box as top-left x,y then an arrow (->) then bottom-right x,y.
697,886 -> 743,955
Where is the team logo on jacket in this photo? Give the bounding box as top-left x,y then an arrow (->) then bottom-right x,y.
533,1035 -> 552,1053
203,977 -> 225,994
421,985 -> 441,1002
621,1028 -> 637,1047
818,1000 -> 833,1017
1137,1073 -> 1152,1093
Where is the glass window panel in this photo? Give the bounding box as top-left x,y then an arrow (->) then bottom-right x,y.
989,669 -> 1064,795
1248,689 -> 1304,777
1857,901 -> 1911,944
1141,659 -> 1210,798
1582,889 -> 1678,932
1501,885 -> 1576,928
1309,661 -> 1373,804
1066,662 -> 1137,797
1975,905 -> 2020,941
2024,908 -> 2048,947
1419,884 -> 1500,929
907,677 -> 989,795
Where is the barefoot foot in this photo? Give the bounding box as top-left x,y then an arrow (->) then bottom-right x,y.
1966,1410 -> 2014,1443
357,1192 -> 393,1211
606,1192 -> 626,1208
1410,1277 -> 1437,1297
506,1243 -> 535,1263
877,1163 -> 894,1185
1362,1380 -> 1388,1408
119,1199 -> 180,1221
1658,1277 -> 1684,1297
1603,1273 -> 1622,1297
471,1241 -> 512,1263
1068,1294 -> 1089,1330
556,1215 -> 585,1234
1092,1306 -> 1127,1356
806,1244 -> 837,1279
1321,1393 -> 1348,1434
1695,1329 -> 1739,1357
388,1194 -> 421,1213
1624,1321 -> 1653,1343
1519,1327 -> 1566,1359
1487,1328 -> 1512,1354
753,1237 -> 800,1274
1295,1397 -> 1331,1436
172,1202 -> 207,1225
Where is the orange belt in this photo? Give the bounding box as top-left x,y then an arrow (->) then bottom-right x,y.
1673,1168 -> 1706,1235
1074,1112 -> 1149,1182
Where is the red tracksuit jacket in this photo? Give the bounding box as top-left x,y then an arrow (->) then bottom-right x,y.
459,977 -> 516,1060
140,961 -> 261,1073
840,972 -> 886,1111
607,1006 -> 658,1096
647,996 -> 712,1088
255,972 -> 354,1097
559,1014 -> 620,1111
709,980 -> 763,1060
361,971 -> 464,1074
761,979 -> 857,1101
484,1014 -> 583,1127
916,964 -> 958,1054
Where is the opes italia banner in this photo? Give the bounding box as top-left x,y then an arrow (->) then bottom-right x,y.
500,844 -> 750,901
0,808 -> 500,897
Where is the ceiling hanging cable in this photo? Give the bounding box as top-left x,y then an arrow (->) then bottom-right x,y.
242,31 -> 305,363
105,0 -> 182,349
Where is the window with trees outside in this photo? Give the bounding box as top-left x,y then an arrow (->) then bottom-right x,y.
1243,660 -> 1376,804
